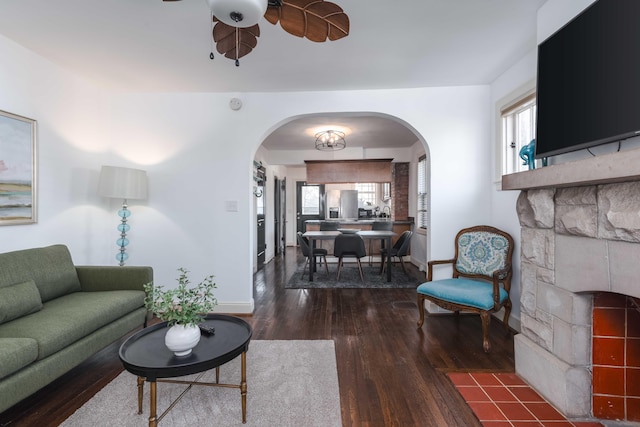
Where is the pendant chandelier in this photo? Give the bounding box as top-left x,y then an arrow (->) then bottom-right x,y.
315,130 -> 346,151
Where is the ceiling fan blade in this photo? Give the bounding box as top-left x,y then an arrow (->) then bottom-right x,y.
267,0 -> 349,42
213,20 -> 260,60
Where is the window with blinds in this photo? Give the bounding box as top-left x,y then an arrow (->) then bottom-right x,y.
417,155 -> 427,229
501,92 -> 536,175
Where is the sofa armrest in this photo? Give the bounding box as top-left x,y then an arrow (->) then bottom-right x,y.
75,266 -> 153,292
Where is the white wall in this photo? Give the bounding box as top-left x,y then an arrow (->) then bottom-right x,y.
489,49 -> 539,330
1,32 -> 494,314
0,34 -> 116,262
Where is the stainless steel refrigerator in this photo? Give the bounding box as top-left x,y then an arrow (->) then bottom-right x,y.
339,190 -> 358,219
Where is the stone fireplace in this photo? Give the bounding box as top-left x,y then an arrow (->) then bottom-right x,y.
503,149 -> 640,424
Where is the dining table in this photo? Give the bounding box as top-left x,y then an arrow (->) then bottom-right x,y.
302,229 -> 397,282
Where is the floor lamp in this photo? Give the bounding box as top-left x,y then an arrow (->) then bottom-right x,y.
98,166 -> 148,266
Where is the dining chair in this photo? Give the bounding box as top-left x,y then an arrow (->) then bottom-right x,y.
318,221 -> 340,250
297,232 -> 329,279
379,230 -> 413,275
319,221 -> 340,231
334,234 -> 366,284
368,221 -> 394,265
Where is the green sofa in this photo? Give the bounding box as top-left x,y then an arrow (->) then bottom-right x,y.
0,244 -> 151,414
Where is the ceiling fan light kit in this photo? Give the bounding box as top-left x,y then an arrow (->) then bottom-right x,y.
205,0 -> 267,28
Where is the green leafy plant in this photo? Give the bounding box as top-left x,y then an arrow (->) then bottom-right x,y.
143,268 -> 217,327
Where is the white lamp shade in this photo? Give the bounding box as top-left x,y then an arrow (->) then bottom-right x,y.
206,0 -> 267,28
98,166 -> 148,200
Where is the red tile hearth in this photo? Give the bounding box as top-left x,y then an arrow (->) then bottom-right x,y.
449,372 -> 604,427
592,293 -> 640,422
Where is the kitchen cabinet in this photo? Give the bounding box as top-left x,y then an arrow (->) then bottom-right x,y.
304,159 -> 392,183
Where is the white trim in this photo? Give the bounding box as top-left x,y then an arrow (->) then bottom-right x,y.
494,79 -> 537,188
213,299 -> 255,314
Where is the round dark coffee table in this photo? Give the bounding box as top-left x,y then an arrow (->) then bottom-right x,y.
119,314 -> 252,426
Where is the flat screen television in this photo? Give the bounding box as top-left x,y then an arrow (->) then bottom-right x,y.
535,0 -> 640,159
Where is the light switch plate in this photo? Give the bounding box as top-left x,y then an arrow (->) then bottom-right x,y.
225,200 -> 238,212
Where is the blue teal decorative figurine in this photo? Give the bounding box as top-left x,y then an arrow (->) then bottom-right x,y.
519,139 -> 547,170
519,140 -> 536,170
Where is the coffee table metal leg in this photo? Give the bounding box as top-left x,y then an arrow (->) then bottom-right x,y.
149,381 -> 157,427
241,351 -> 247,423
137,376 -> 145,414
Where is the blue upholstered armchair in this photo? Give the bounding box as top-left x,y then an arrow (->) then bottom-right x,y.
416,225 -> 514,353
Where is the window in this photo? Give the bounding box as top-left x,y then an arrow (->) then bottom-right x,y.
301,185 -> 320,215
501,93 -> 536,175
355,183 -> 376,206
417,155 -> 427,229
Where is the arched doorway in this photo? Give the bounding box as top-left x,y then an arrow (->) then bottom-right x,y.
252,112 -> 431,277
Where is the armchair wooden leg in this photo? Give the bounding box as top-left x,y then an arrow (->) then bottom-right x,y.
322,255 -> 329,276
417,294 -> 426,328
503,299 -> 512,332
336,257 -> 344,281
480,311 -> 491,353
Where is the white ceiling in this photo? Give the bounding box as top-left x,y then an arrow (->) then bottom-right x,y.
0,0 -> 546,151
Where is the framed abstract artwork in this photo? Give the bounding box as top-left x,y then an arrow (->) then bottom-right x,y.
0,110 -> 37,225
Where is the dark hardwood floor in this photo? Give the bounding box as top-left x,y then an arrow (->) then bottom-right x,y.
0,247 -> 516,426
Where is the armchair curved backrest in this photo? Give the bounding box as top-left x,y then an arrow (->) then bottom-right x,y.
453,227 -> 513,284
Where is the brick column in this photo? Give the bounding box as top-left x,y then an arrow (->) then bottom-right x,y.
392,163 -> 409,220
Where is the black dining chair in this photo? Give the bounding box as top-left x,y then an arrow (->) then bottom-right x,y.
318,221 -> 340,250
368,221 -> 394,265
334,233 -> 367,284
297,232 -> 329,279
319,221 -> 340,231
379,230 -> 413,275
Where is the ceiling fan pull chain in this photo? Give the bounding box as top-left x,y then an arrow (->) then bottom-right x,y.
235,26 -> 240,67
209,12 -> 214,60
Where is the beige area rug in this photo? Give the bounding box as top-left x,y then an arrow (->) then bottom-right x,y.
61,340 -> 341,427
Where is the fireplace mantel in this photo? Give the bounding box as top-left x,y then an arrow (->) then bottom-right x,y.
502,147 -> 640,190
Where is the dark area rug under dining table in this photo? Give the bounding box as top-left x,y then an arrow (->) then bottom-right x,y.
285,263 -> 424,289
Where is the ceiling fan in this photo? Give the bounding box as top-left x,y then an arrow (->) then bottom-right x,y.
163,0 -> 350,66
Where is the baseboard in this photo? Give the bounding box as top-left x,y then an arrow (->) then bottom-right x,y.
213,299 -> 254,314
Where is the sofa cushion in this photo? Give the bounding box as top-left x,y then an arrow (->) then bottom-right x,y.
0,338 -> 38,380
417,278 -> 508,311
0,245 -> 81,303
0,280 -> 43,325
0,290 -> 145,359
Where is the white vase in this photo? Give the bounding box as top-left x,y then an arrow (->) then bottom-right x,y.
164,324 -> 201,356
